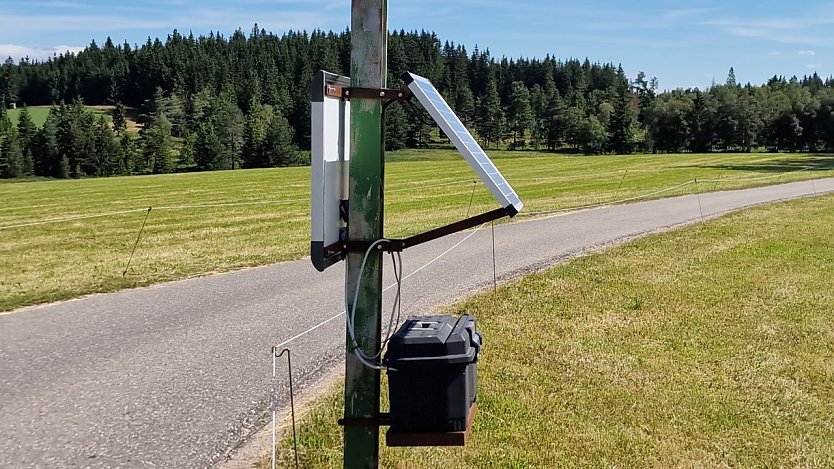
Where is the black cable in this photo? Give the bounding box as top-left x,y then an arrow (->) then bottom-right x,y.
403,99 -> 436,127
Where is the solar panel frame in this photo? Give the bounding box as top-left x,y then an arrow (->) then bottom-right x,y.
403,72 -> 523,215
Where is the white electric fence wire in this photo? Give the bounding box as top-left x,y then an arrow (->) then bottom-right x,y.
698,167 -> 809,183
271,222 -> 487,351
0,207 -> 150,230
1,165 -> 819,231
0,198 -> 307,230
267,168 -> 832,357
387,177 -> 472,193
520,179 -> 697,216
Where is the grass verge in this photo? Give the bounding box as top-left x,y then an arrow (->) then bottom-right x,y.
2,151 -> 834,311
269,193 -> 834,468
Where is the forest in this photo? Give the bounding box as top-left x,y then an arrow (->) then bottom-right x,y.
1,27 -> 833,179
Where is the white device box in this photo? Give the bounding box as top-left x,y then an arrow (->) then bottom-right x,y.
310,70 -> 350,271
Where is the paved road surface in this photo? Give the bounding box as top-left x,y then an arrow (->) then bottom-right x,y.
2,178 -> 833,468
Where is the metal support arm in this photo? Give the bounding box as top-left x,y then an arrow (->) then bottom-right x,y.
327,206 -> 514,256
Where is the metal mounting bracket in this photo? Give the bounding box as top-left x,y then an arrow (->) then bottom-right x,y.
325,84 -> 411,102
328,206 -> 515,256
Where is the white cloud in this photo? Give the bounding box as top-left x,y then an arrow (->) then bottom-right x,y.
0,9 -> 343,38
664,8 -> 720,19
706,16 -> 834,45
768,51 -> 783,56
799,50 -> 816,56
0,44 -> 84,60
806,63 -> 822,69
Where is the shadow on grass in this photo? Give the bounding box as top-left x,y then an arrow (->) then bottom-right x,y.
698,153 -> 834,173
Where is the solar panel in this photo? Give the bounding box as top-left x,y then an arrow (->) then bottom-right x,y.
403,72 -> 524,215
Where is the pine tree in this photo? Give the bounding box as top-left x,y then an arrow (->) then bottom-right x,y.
0,104 -> 7,133
262,109 -> 298,166
542,79 -> 566,150
56,154 -> 70,179
475,75 -> 504,149
141,112 -> 174,173
688,91 -> 714,152
178,133 -> 197,170
119,134 -> 139,174
384,102 -> 409,152
194,121 -> 224,170
713,85 -> 740,150
112,102 -> 127,134
219,95 -> 245,169
455,87 -> 475,127
33,109 -> 61,177
15,107 -> 36,176
0,57 -> 18,107
607,69 -> 635,154
1,126 -> 25,178
563,106 -> 585,149
508,81 -> 534,149
94,115 -> 120,176
726,67 -> 737,86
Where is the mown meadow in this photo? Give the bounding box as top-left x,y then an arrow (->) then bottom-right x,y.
270,193 -> 834,468
2,150 -> 833,311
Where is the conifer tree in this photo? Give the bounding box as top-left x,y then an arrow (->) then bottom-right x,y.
688,91 -> 714,152
112,102 -> 128,134
508,81 -> 534,149
141,111 -> 174,173
262,109 -> 298,166
384,102 -> 409,151
1,126 -> 24,178
608,69 -> 635,154
542,79 -> 566,151
94,115 -> 120,176
33,109 -> 61,177
119,133 -> 139,174
475,75 -> 504,149
194,121 -> 224,170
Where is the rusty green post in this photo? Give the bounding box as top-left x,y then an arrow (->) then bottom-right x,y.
345,1 -> 387,468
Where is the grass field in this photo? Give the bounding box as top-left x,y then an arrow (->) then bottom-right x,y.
1,151 -> 833,312
269,193 -> 834,468
6,106 -> 54,127
6,105 -> 142,131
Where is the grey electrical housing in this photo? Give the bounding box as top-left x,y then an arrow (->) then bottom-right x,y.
384,314 -> 481,432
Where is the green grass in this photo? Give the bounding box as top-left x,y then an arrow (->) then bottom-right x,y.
6,106 -> 53,127
1,151 -> 834,312
6,105 -> 141,131
269,193 -> 834,468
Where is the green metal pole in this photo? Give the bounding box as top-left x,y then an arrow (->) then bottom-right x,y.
345,1 -> 387,468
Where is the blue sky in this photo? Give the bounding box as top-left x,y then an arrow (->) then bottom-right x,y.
1,0 -> 832,90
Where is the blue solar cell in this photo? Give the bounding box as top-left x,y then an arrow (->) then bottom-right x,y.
404,72 -> 523,214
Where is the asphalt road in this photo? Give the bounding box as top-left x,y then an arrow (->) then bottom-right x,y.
2,178 -> 833,468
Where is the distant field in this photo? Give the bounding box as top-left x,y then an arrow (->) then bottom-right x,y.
1,151 -> 833,311
7,105 -> 142,132
6,106 -> 54,127
270,194 -> 834,468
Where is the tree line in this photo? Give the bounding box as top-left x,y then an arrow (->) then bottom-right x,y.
1,27 -> 833,179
